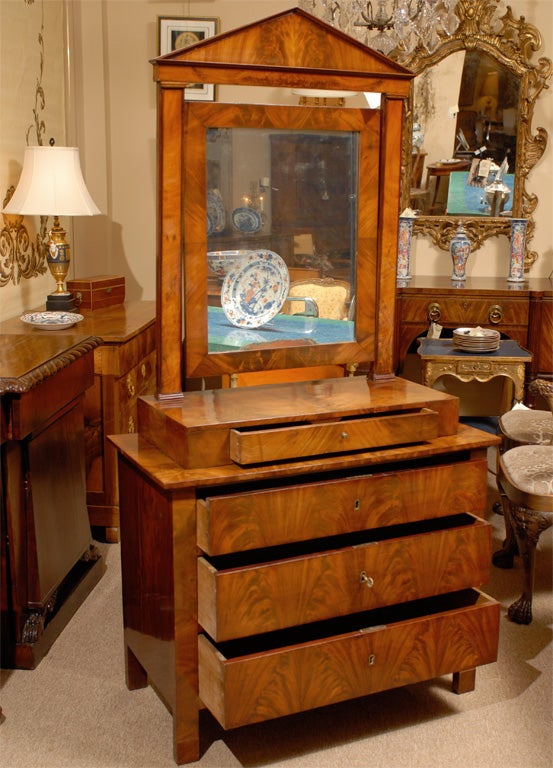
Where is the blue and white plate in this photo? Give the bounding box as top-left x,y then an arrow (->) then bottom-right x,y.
20,311 -> 84,330
231,206 -> 263,233
221,250 -> 289,329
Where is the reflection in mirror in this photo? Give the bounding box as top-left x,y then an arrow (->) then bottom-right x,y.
412,50 -> 520,218
205,127 -> 358,355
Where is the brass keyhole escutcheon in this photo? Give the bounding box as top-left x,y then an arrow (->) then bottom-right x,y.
368,654 -> 376,666
360,571 -> 374,588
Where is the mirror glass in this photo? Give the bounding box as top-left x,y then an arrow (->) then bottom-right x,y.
205,126 -> 358,355
413,51 -> 520,218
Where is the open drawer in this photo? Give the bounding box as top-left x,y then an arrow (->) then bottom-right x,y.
197,457 -> 489,555
229,408 -> 440,464
197,514 -> 492,641
198,589 -> 499,729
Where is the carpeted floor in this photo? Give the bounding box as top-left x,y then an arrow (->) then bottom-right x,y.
1,453 -> 551,768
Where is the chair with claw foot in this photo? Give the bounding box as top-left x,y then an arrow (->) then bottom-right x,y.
492,444 -> 553,624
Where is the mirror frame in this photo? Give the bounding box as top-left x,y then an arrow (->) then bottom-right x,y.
151,8 -> 413,397
399,0 -> 552,268
184,103 -> 381,380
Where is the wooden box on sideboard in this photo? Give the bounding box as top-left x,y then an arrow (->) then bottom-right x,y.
67,275 -> 125,309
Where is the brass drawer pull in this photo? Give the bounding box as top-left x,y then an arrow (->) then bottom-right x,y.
427,302 -> 441,322
140,362 -> 147,378
360,571 -> 374,588
126,374 -> 136,397
489,304 -> 503,324
341,431 -> 349,440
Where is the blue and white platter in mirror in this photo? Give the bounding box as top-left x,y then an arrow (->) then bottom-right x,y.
231,206 -> 263,233
221,250 -> 290,328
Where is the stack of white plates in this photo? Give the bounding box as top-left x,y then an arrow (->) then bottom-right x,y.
453,326 -> 500,353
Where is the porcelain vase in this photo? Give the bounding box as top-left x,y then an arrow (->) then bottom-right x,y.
508,218 -> 527,282
397,216 -> 413,280
449,224 -> 471,281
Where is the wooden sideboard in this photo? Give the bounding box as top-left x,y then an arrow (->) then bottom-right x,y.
112,376 -> 500,764
76,301 -> 156,542
0,331 -> 106,669
395,276 -> 552,405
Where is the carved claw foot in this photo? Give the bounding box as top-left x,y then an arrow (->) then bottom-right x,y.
507,596 -> 533,625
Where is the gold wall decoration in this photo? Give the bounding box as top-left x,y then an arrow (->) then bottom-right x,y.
1,0 -> 51,288
1,187 -> 47,286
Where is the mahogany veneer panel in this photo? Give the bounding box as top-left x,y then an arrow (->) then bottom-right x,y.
198,591 -> 499,729
197,515 -> 491,641
197,457 -> 489,554
229,408 -> 439,464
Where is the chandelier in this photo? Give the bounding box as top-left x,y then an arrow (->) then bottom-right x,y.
299,1 -> 459,57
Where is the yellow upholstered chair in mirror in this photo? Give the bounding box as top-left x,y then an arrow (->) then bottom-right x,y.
282,277 -> 351,321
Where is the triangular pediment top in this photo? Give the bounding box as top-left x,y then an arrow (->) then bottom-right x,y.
153,6 -> 411,79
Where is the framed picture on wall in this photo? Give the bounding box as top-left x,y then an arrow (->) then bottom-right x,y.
157,17 -> 219,101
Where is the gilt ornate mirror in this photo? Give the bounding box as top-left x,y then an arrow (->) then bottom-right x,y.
400,0 -> 552,268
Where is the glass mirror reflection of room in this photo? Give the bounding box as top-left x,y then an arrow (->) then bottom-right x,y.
205,126 -> 358,354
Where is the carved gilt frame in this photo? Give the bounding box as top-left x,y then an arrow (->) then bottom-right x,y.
399,0 -> 552,268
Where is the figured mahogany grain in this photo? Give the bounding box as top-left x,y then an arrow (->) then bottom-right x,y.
197,457 -> 489,555
198,592 -> 499,729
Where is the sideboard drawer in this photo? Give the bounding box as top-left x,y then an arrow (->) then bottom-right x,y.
230,408 -> 440,464
401,296 -> 529,328
197,457 -> 489,555
197,514 -> 491,641
198,589 -> 499,729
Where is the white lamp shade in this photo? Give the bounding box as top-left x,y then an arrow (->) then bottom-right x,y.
3,145 -> 100,216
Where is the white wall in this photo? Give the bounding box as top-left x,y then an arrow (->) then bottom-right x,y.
0,0 -> 67,320
2,1 -> 552,320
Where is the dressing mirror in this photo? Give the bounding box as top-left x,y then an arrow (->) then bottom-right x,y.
185,102 -> 379,379
151,8 -> 413,397
399,0 -> 552,267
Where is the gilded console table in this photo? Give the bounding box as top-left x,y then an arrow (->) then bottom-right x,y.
417,338 -> 532,406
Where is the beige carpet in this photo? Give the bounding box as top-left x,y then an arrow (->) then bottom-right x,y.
1,455 -> 552,768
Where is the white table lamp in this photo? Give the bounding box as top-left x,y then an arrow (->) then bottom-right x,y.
3,144 -> 100,310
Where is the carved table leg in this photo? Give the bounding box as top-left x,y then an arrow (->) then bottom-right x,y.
507,503 -> 552,625
492,488 -> 518,568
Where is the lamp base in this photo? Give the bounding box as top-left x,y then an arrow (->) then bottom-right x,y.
46,292 -> 78,311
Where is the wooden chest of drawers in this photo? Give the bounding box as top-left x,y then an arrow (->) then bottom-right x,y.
78,301 -> 156,541
112,376 -> 500,764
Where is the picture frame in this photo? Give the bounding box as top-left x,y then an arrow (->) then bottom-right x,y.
157,16 -> 219,101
